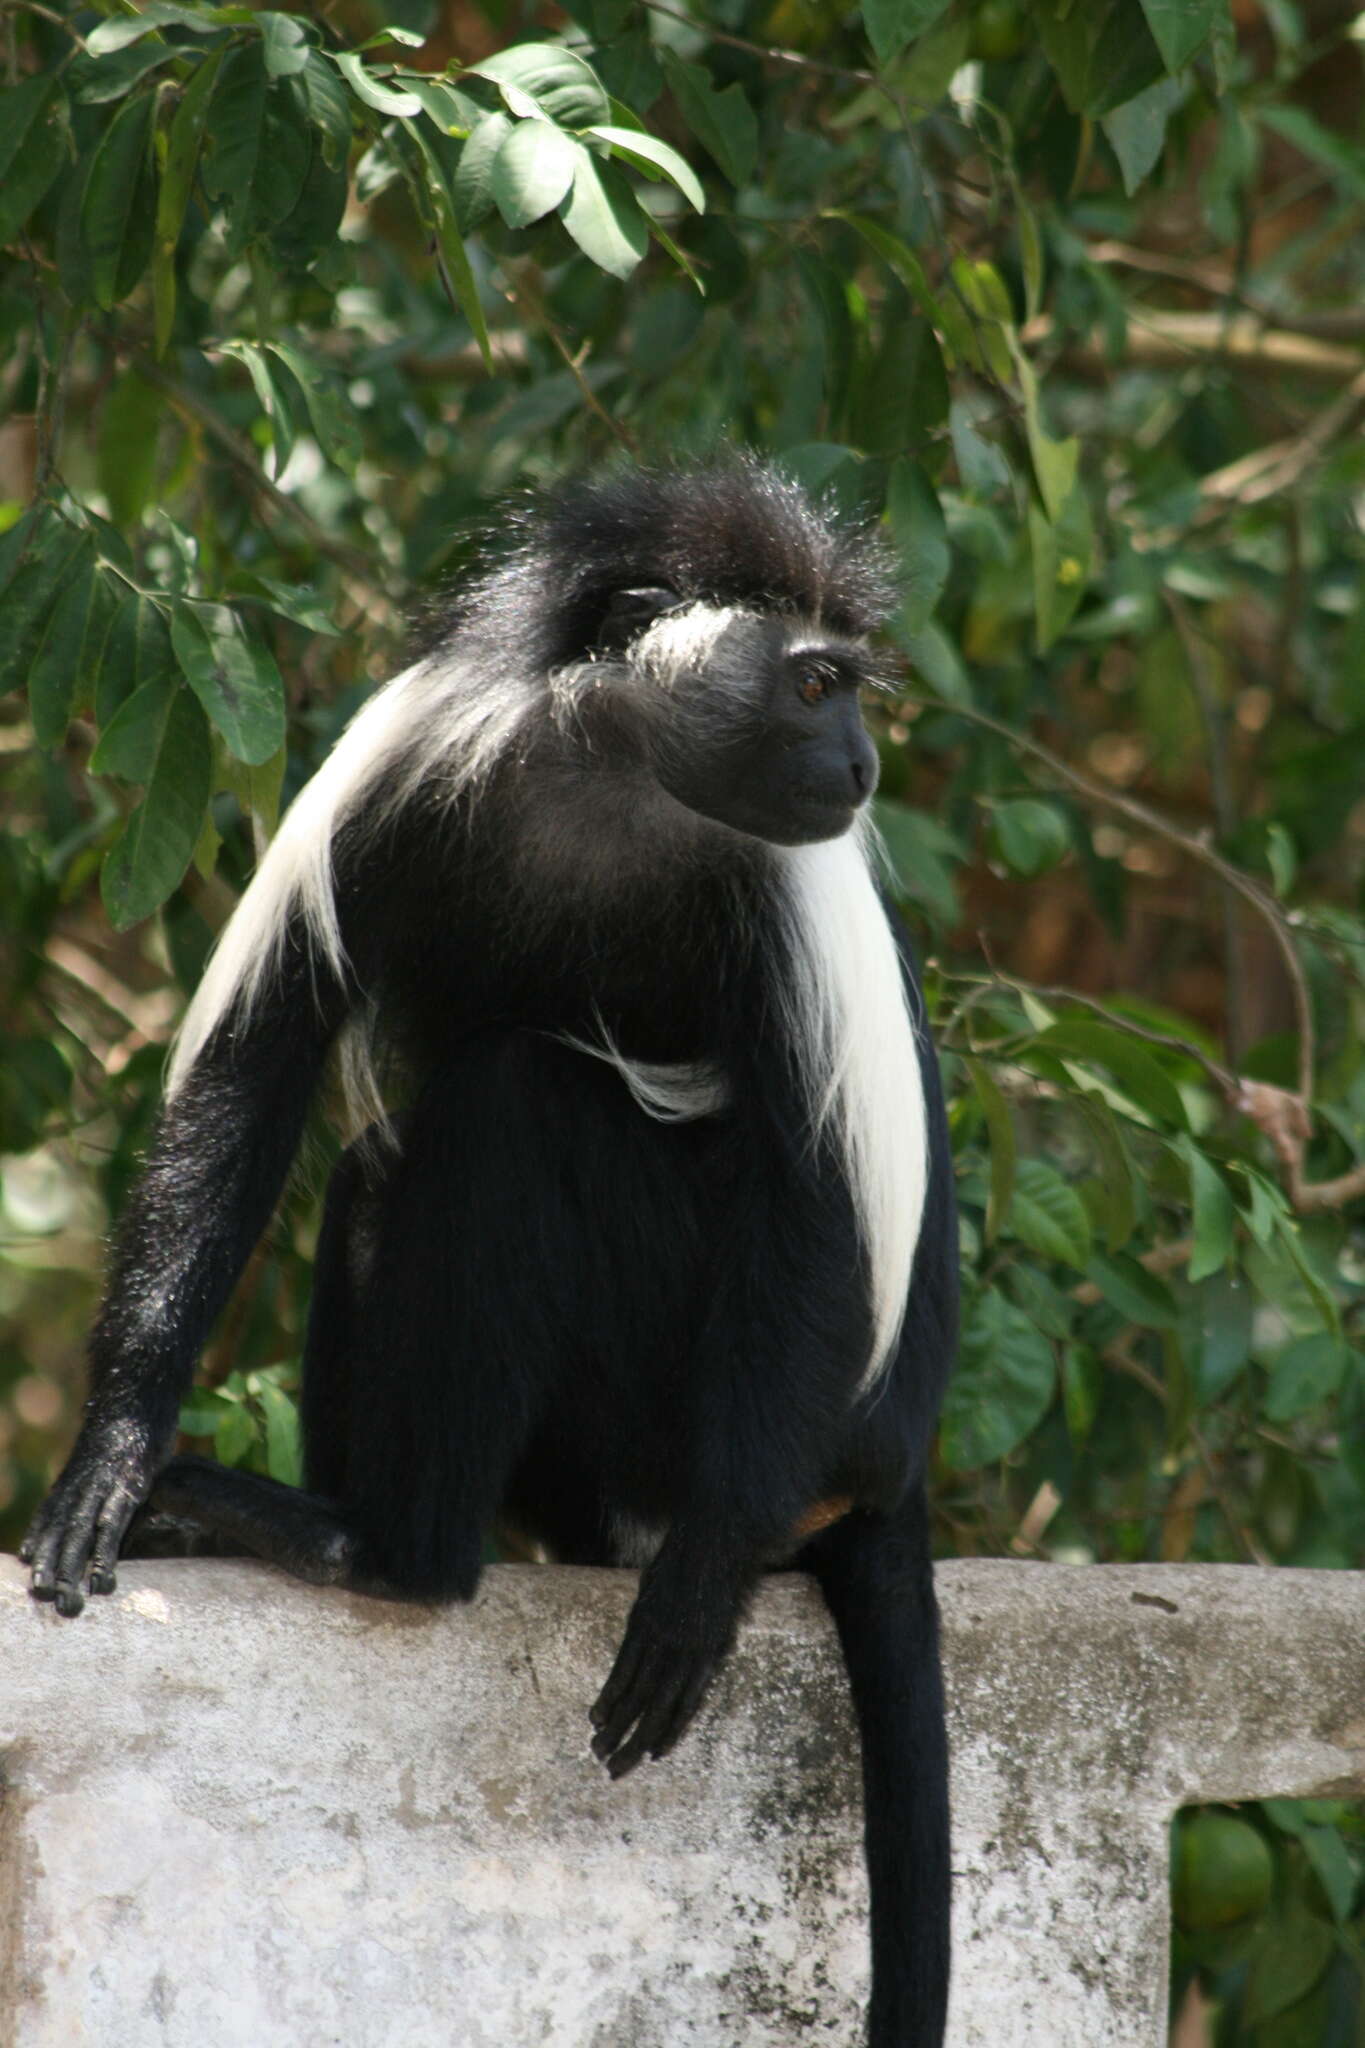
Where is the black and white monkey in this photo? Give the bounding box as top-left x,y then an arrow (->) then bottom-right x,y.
24,461 -> 958,2045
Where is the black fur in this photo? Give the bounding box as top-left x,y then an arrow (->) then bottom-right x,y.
24,461 -> 957,2047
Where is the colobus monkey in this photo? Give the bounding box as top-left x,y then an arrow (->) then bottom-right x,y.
24,461 -> 958,2045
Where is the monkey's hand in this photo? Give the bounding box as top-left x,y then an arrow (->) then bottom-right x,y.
20,1417 -> 162,1617
590,1547 -> 748,1779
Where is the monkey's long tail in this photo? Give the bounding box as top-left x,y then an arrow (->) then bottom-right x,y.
807,1485 -> 950,2048
129,1455 -> 369,1588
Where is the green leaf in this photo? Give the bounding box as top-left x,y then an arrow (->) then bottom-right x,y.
257,1379 -> 303,1484
354,24 -> 428,49
262,341 -> 362,468
860,0 -> 953,66
949,394 -> 1011,496
468,44 -> 611,127
1034,0 -> 1166,117
0,513 -> 90,698
796,250 -> 855,423
95,591 -> 178,729
170,600 -> 287,765
1028,481 -> 1092,652
491,121 -> 580,229
1062,1343 -> 1102,1448
403,77 -> 480,135
1173,1135 -> 1236,1281
71,40 -> 185,103
153,48 -> 224,353
887,459 -> 949,632
333,50 -> 424,117
1083,1250 -> 1180,1328
561,152 -> 647,279
1031,1017 -> 1188,1128
260,11 -> 312,77
179,1393 -> 228,1436
1012,340 -> 1078,523
101,686 -> 212,928
27,539 -> 101,747
1016,194 -> 1043,323
1074,1094 -> 1136,1251
85,3 -> 240,55
91,670 -> 179,780
221,341 -> 298,477
214,1398 -> 258,1467
1259,105 -> 1365,205
660,52 -> 756,189
249,578 -> 343,635
399,124 -> 492,372
202,46 -> 311,253
967,1057 -> 1016,1243
453,112 -> 512,232
987,798 -> 1070,878
98,371 -> 163,527
940,1287 -> 1056,1468
1102,75 -> 1184,194
81,91 -> 158,310
585,126 -> 705,213
834,212 -> 938,320
297,50 -> 354,166
872,799 -> 961,926
0,75 -> 67,247
1006,1157 -> 1092,1268
1137,0 -> 1222,73
894,619 -> 971,705
223,743 -> 287,838
1263,1335 -> 1352,1422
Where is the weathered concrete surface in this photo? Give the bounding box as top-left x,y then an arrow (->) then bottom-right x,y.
0,1555 -> 1361,2047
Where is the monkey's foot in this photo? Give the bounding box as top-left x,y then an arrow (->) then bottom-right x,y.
589,1594 -> 736,1779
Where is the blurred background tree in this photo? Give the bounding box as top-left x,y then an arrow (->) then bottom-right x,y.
2,0 -> 1365,2037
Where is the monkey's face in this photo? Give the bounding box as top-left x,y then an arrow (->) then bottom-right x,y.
635,609 -> 882,848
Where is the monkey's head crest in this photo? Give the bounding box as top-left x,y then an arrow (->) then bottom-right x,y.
504,457 -> 901,665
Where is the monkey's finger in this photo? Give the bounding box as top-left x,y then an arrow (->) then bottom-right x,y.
591,1639 -> 667,1760
590,1625 -> 652,1732
88,1491 -> 137,1598
30,1489 -> 104,1616
645,1659 -> 718,1763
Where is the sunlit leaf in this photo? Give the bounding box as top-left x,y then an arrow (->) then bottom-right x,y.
561,152 -> 648,278
491,121 -> 581,229
468,44 -> 611,127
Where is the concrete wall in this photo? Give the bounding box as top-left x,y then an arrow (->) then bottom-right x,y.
1,1553 -> 1362,2046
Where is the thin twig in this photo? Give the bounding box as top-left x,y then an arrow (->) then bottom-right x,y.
500,270 -> 638,454
1164,590 -> 1248,1064
639,0 -> 877,84
903,692 -> 1315,1102
2,0 -> 89,49
940,968 -> 1237,1094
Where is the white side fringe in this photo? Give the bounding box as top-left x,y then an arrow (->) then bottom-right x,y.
776,818 -> 928,1390
165,651 -> 536,1100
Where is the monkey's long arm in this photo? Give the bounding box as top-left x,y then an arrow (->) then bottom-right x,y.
22,933 -> 346,1615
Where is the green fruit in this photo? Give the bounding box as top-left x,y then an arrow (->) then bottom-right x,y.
969,0 -> 1027,61
1172,1810 -> 1273,1931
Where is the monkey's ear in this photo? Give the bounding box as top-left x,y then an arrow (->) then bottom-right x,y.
595,586 -> 681,655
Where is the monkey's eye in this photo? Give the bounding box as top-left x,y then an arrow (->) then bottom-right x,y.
796,663 -> 835,705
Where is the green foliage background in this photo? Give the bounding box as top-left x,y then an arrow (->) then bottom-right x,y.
2,0 -> 1365,2036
